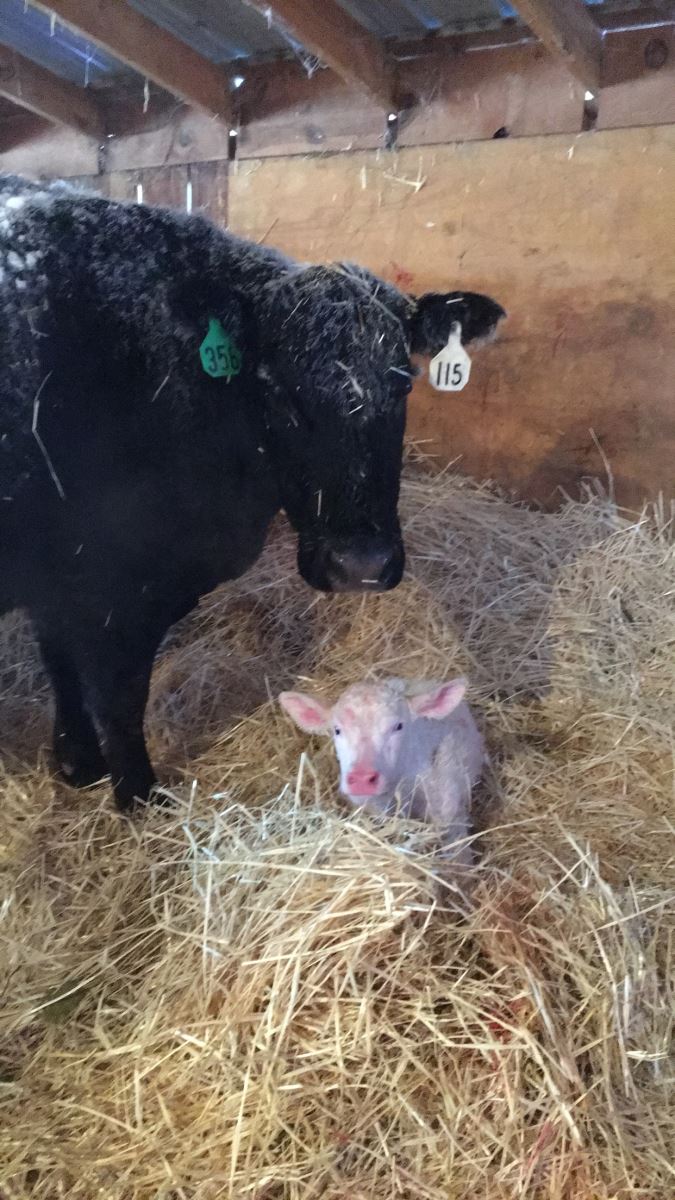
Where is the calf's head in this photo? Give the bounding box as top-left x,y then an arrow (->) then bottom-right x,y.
258,265 -> 505,593
280,677 -> 468,808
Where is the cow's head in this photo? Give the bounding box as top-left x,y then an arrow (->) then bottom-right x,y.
257,264 -> 505,593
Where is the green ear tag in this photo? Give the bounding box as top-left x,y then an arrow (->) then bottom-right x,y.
199,317 -> 242,380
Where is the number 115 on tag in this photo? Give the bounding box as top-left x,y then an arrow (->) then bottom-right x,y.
428,323 -> 472,393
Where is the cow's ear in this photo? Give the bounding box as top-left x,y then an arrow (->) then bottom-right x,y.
409,291 -> 506,355
408,677 -> 467,720
279,691 -> 331,734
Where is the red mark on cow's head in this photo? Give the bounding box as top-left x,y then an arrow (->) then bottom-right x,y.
390,261 -> 414,291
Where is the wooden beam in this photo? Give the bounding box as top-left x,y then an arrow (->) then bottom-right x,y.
4,23 -> 675,179
29,0 -> 231,121
248,0 -> 393,109
510,0 -> 603,92
0,43 -> 103,137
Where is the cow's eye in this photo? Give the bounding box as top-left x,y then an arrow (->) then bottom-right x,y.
334,726 -> 341,736
392,722 -> 403,733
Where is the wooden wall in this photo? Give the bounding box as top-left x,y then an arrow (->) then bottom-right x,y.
229,126 -> 675,509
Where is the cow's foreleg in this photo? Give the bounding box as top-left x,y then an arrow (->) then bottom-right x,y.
82,641 -> 158,813
63,614 -> 165,820
36,624 -> 108,788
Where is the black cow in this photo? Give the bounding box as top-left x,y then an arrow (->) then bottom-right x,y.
0,174 -> 504,811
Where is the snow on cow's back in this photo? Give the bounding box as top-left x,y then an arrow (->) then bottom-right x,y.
0,176 -> 87,302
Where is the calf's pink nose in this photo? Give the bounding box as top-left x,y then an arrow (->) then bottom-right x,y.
346,768 -> 382,796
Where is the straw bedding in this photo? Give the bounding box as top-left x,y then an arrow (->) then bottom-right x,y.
1,460 -> 673,1200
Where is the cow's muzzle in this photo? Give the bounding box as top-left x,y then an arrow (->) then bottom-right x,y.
299,534 -> 404,593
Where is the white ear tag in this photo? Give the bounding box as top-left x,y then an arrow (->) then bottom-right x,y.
429,322 -> 471,392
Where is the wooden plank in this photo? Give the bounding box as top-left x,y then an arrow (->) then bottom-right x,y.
397,40 -> 584,145
228,129 -> 675,510
105,103 -> 232,173
138,164 -> 189,209
0,44 -> 103,137
106,167 -> 188,207
237,58 -> 385,158
105,39 -> 584,167
601,16 -> 675,87
598,23 -> 675,128
510,0 -> 603,92
238,40 -> 584,158
106,170 -> 137,202
248,0 -> 393,109
0,110 -> 99,176
190,161 -> 228,225
30,0 -> 231,121
105,163 -> 227,224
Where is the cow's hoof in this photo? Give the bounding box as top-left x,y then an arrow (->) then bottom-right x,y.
132,785 -> 175,813
112,770 -> 159,815
55,739 -> 109,790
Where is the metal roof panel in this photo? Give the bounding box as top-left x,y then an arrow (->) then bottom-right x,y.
0,0 -> 132,84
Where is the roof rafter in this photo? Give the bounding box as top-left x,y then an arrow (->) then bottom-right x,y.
248,0 -> 394,109
510,0 -> 603,92
0,43 -> 103,137
29,0 -> 232,121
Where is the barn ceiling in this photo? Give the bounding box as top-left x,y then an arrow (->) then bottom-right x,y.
0,0 -> 659,85
0,0 -> 671,148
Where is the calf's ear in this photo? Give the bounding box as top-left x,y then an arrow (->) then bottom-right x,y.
409,292 -> 506,354
408,677 -> 467,720
279,691 -> 331,733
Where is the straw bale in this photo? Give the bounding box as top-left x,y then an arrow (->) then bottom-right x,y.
1,461 -> 673,1200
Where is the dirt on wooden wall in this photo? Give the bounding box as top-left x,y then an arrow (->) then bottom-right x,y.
229,126 -> 675,510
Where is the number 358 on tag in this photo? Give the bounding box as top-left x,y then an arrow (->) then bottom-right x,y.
429,323 -> 472,392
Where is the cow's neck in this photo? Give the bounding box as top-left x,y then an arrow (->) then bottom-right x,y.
211,228 -> 300,297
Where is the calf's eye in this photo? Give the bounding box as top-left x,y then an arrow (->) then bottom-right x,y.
334,726 -> 341,736
393,722 -> 403,732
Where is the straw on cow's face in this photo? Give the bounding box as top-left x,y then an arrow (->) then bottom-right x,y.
257,265 -> 411,595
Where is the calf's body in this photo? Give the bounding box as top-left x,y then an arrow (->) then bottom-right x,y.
0,174 -> 504,810
281,678 -> 485,861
